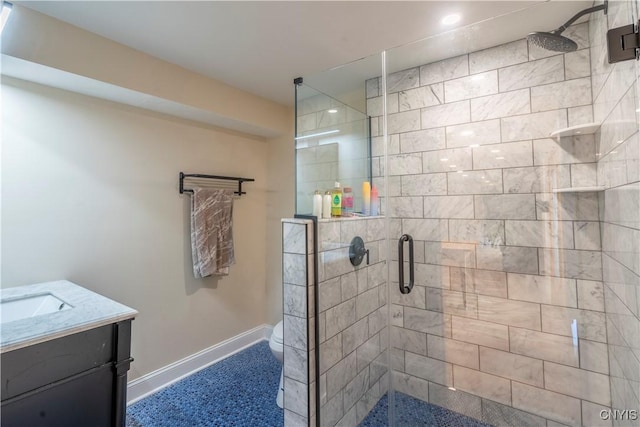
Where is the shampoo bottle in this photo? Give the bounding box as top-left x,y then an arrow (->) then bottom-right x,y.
322,191 -> 332,219
312,190 -> 322,218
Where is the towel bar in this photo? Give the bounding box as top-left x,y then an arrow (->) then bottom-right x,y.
179,172 -> 255,196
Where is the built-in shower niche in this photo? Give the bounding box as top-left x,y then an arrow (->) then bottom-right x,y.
295,83 -> 371,215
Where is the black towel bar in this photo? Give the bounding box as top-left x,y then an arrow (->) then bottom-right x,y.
179,172 -> 255,196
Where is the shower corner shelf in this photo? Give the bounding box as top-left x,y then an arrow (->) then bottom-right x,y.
549,122 -> 600,139
552,186 -> 606,193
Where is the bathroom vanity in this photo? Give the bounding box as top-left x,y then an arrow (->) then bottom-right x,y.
0,281 -> 137,427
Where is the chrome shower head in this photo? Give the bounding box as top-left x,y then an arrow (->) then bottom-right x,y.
528,1 -> 607,52
527,31 -> 578,52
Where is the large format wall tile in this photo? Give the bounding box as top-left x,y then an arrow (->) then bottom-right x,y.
501,110 -> 567,142
477,295 -> 541,329
427,335 -> 479,369
470,89 -> 530,121
472,140 -> 533,169
452,316 -> 509,350
450,268 -> 507,298
507,273 -> 577,307
476,245 -> 539,275
512,382 -> 581,426
498,56 -> 564,91
444,71 -> 498,103
445,120 -> 501,148
541,305 -> 607,343
469,40 -> 528,74
474,194 -> 536,220
447,170 -> 503,195
421,100 -> 471,129
387,67 -> 419,93
453,365 -> 511,406
423,147 -> 472,173
420,55 -> 469,86
399,84 -> 443,111
480,347 -> 543,387
531,78 -> 592,112
400,128 -> 446,153
505,220 -> 574,249
544,362 -> 611,406
509,327 -> 579,367
503,165 -> 571,193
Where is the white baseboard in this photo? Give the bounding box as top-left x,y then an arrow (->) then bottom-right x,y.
127,323 -> 275,404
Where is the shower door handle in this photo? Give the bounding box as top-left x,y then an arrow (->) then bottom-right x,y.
398,234 -> 414,294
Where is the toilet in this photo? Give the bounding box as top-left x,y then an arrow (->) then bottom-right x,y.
269,320 -> 284,408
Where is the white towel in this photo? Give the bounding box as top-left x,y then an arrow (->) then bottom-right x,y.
190,188 -> 235,278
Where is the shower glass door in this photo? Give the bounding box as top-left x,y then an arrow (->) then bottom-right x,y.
306,1 -> 640,426
382,1 -> 640,426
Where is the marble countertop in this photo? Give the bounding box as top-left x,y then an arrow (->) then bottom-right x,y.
1,280 -> 138,353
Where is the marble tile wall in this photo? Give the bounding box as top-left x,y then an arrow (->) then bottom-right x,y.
282,219 -> 315,426
591,2 -> 640,426
316,217 -> 388,426
366,19 -> 621,427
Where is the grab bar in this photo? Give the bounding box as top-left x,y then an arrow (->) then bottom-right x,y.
398,234 -> 414,294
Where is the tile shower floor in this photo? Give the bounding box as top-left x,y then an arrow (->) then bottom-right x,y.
127,341 -> 491,427
360,393 -> 493,427
126,341 -> 284,427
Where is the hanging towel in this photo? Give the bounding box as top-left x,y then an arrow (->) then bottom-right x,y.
190,188 -> 235,278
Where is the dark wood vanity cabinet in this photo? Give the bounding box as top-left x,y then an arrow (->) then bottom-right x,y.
1,320 -> 133,427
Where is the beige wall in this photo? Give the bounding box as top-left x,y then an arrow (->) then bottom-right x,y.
2,5 -> 290,137
266,128 -> 296,325
0,77 -> 289,380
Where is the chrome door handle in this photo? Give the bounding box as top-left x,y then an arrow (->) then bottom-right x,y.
398,234 -> 414,294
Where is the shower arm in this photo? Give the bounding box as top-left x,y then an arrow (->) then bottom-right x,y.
553,2 -> 608,35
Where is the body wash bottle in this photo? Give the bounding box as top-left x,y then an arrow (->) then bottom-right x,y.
371,185 -> 379,216
362,181 -> 371,215
331,182 -> 342,217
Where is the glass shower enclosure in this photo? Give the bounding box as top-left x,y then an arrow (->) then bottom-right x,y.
293,1 -> 640,426
294,82 -> 371,216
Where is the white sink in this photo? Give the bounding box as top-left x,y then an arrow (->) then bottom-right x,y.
1,293 -> 73,324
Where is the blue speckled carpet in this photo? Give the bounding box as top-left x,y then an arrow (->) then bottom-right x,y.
126,341 -> 284,427
359,393 -> 493,427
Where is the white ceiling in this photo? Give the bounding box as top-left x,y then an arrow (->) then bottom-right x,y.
16,1 -> 593,107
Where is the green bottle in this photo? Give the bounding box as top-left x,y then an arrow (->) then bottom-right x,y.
331,182 -> 342,217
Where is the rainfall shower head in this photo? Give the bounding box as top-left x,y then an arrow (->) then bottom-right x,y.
528,31 -> 577,53
527,1 -> 608,52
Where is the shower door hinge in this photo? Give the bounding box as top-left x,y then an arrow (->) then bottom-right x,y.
607,21 -> 640,63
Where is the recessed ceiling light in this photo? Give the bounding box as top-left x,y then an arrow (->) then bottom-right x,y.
328,109 -> 338,114
442,13 -> 461,26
